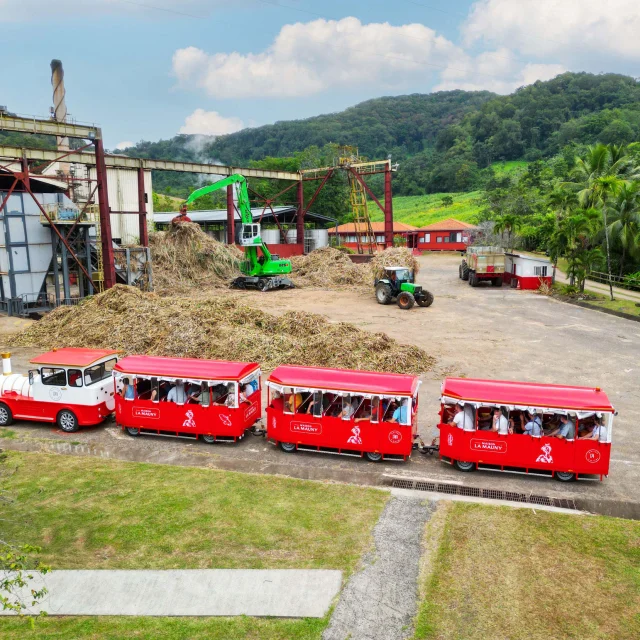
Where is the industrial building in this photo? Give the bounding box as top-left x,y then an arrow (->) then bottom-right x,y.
155,207 -> 335,256
0,63 -> 399,315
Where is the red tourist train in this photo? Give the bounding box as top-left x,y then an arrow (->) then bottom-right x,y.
0,349 -> 616,481
113,355 -> 262,442
265,365 -> 420,461
437,378 -> 614,482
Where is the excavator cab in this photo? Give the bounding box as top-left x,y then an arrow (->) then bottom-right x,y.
236,223 -> 262,247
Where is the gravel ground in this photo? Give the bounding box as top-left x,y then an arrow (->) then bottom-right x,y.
323,495 -> 434,640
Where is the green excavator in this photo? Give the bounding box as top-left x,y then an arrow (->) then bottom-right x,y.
185,174 -> 294,291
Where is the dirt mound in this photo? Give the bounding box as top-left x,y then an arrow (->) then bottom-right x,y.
149,222 -> 243,294
9,285 -> 434,374
290,247 -> 370,288
371,248 -> 420,279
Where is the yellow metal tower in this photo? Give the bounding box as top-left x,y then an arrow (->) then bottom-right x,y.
339,147 -> 377,254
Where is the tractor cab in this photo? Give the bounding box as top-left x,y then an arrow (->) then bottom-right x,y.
375,266 -> 434,310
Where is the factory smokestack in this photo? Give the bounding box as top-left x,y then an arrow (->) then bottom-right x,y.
50,59 -> 70,175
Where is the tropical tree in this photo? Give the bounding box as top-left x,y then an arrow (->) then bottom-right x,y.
493,214 -> 523,249
607,182 -> 640,276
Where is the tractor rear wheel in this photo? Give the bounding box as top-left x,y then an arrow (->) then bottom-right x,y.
417,291 -> 434,307
375,283 -> 393,305
461,262 -> 470,281
397,291 -> 415,310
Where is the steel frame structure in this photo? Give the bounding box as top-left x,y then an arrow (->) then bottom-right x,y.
0,113 -> 397,297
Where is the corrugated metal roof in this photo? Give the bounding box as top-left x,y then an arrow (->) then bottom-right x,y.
419,218 -> 477,231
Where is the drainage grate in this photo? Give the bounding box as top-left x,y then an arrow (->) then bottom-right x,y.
389,477 -> 577,511
505,491 -> 528,503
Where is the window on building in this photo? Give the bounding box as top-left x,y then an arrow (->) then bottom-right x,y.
436,236 -> 443,243
376,235 -> 385,243
534,266 -> 548,277
420,233 -> 431,243
449,232 -> 457,242
443,236 -> 450,243
456,232 -> 462,242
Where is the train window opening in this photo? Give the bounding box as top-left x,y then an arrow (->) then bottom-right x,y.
296,392 -> 313,414
382,397 -> 398,422
150,378 -> 160,403
198,382 -> 211,407
68,369 -> 83,387
283,387 -> 295,414
41,367 -> 66,386
136,378 -> 153,400
354,398 -> 372,422
324,393 -> 341,417
370,396 -> 380,424
312,391 -> 323,418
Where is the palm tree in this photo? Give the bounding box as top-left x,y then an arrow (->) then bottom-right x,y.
564,144 -> 640,300
607,182 -> 640,277
493,214 -> 522,250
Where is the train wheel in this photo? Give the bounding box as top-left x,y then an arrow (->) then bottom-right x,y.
454,460 -> 475,472
202,434 -> 216,444
555,471 -> 575,482
279,441 -> 296,453
125,427 -> 140,437
365,451 -> 382,462
0,403 -> 13,426
57,409 -> 79,433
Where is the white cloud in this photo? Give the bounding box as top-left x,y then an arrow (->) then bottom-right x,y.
435,48 -> 566,93
172,18 -> 461,98
464,0 -> 640,60
179,109 -> 245,136
115,141 -> 134,149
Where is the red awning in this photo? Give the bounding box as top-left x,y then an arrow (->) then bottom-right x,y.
30,348 -> 120,367
442,378 -> 614,412
268,365 -> 419,396
115,355 -> 260,381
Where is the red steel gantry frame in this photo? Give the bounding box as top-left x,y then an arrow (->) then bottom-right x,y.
0,114 -> 396,293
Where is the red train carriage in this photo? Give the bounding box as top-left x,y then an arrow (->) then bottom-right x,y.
266,365 -> 420,461
114,356 -> 262,442
0,348 -> 119,432
438,378 -> 614,481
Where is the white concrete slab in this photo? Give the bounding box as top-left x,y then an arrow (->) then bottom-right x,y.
0,569 -> 342,617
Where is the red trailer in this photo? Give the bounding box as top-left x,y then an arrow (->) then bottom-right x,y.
0,348 -> 119,432
438,378 -> 614,481
266,365 -> 420,461
114,356 -> 262,442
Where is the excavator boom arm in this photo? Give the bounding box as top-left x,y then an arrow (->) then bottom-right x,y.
185,174 -> 253,225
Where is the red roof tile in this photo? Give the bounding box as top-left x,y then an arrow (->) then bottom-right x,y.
330,221 -> 417,234
419,218 -> 477,231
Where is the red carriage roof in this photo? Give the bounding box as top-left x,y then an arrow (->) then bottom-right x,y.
268,365 -> 419,396
114,355 -> 259,381
30,348 -> 120,367
442,378 -> 614,412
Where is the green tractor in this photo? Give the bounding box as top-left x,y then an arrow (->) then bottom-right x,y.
374,267 -> 434,310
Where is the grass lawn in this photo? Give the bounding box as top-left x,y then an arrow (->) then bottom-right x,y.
415,503 -> 640,640
491,160 -> 528,176
0,452 -> 388,640
586,295 -> 640,316
0,616 -> 326,639
372,191 -> 483,228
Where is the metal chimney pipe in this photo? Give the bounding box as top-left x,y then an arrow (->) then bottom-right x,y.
50,59 -> 70,175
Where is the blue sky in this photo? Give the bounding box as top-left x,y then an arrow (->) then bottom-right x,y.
2,0 -> 639,149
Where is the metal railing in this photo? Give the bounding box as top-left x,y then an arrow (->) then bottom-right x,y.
587,271 -> 640,293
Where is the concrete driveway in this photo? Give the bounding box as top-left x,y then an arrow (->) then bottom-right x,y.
1,253 -> 638,512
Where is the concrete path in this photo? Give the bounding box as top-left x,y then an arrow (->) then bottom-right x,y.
555,270 -> 640,302
0,569 -> 342,617
323,495 -> 433,640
